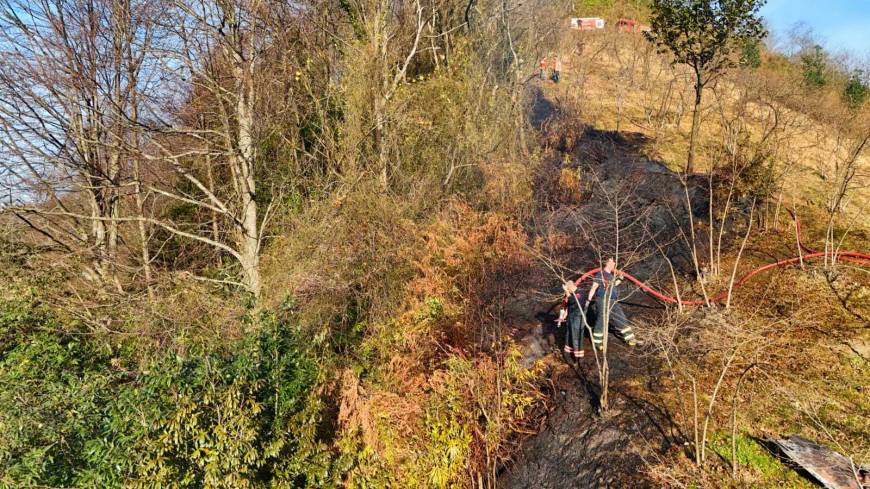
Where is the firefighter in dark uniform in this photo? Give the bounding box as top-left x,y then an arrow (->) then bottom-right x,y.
557,280 -> 587,359
587,257 -> 637,349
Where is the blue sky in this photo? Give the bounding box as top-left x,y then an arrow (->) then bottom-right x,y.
761,0 -> 870,58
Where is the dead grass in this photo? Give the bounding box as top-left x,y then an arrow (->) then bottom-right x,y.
550,28 -> 870,228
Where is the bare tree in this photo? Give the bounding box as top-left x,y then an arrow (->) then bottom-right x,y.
335,0 -> 427,187
646,308 -> 775,468
820,129 -> 870,270
0,0 -> 315,300
149,0 -> 273,298
706,82 -> 789,278
0,0 -> 157,290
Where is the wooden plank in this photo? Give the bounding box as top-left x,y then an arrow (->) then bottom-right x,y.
770,436 -> 869,489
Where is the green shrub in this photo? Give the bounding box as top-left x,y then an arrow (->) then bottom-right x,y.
118,312 -> 331,488
0,297 -> 122,488
843,70 -> 868,108
740,40 -> 761,69
800,45 -> 828,88
0,298 -> 332,488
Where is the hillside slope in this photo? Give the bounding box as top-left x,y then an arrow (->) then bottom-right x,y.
0,2 -> 867,488
496,24 -> 869,487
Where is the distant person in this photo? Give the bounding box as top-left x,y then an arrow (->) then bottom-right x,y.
587,258 -> 636,349
552,57 -> 562,83
557,280 -> 587,360
539,58 -> 547,80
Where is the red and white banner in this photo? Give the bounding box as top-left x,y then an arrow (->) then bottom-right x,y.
570,17 -> 605,30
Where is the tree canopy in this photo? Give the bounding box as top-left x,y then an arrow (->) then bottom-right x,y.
645,0 -> 767,173
645,0 -> 767,84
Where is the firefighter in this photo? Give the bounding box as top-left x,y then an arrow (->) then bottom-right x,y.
557,280 -> 587,360
586,258 -> 637,349
552,57 -> 562,83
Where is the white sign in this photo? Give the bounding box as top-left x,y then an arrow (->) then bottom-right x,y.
570,17 -> 605,30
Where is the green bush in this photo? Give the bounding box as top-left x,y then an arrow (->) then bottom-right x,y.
843,69 -> 868,108
740,40 -> 761,69
0,298 -> 332,488
800,45 -> 828,88
0,297 -> 122,488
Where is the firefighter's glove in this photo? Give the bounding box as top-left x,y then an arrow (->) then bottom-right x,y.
556,308 -> 567,325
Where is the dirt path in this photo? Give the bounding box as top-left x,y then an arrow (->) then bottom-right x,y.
498,87 -> 699,487
503,308 -> 681,488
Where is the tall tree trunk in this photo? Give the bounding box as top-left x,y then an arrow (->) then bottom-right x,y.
106,152 -> 122,292
130,97 -> 153,297
108,11 -> 124,292
234,62 -> 261,300
89,185 -> 109,280
205,152 -> 221,266
375,5 -> 389,189
687,76 -> 703,175
375,94 -> 388,187
132,158 -> 153,296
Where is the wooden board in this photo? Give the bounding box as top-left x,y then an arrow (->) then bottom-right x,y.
770,436 -> 869,489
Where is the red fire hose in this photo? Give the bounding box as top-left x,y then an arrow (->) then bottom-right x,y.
565,209 -> 870,307
787,207 -> 870,266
